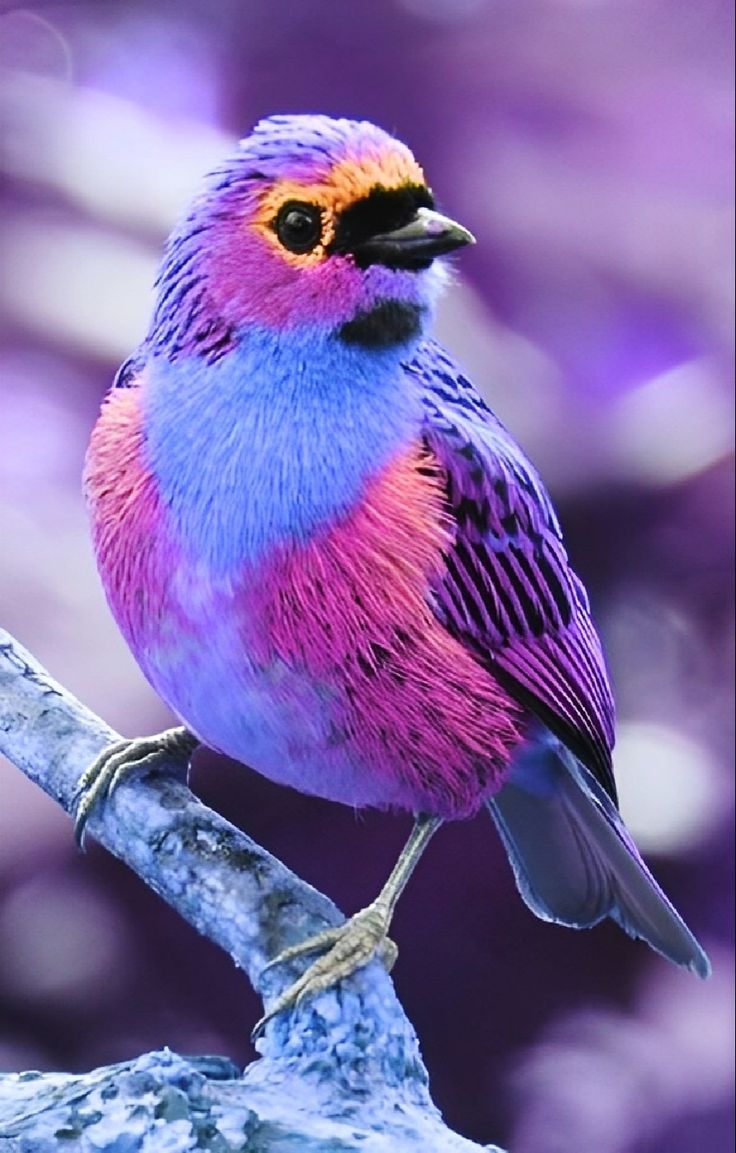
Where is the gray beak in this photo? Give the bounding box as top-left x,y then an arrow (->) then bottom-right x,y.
351,207 -> 476,270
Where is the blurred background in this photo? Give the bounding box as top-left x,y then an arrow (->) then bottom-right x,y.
0,1 -> 733,1149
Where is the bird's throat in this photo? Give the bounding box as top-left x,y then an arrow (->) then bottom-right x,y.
141,326 -> 423,573
337,300 -> 424,349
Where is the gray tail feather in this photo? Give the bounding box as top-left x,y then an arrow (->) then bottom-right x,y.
487,735 -> 711,978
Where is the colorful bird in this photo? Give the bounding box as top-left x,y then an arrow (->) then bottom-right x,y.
79,114 -> 710,1028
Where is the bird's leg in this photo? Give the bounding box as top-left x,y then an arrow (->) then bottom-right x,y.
253,813 -> 442,1037
73,727 -> 198,847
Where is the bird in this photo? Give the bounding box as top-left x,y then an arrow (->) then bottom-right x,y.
78,113 -> 710,1031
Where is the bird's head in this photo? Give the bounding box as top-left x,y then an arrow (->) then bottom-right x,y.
150,114 -> 474,358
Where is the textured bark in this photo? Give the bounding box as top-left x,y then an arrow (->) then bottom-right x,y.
0,629 -> 503,1152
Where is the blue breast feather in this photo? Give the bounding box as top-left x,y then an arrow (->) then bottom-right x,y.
142,325 -> 424,572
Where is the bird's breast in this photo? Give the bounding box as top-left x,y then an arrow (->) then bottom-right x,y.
139,333 -> 426,571
86,379 -> 526,817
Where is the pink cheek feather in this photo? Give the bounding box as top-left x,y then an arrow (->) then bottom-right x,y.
201,223 -> 358,330
203,223 -> 423,332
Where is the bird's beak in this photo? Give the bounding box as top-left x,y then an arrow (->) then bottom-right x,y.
351,207 -> 475,270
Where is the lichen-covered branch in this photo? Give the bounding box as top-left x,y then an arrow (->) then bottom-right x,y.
0,627 -> 343,1006
0,629 -> 500,1151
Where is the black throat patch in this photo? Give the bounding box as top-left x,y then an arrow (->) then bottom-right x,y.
338,300 -> 423,349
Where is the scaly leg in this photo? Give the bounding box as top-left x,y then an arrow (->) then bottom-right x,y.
253,813 -> 442,1037
73,727 -> 198,846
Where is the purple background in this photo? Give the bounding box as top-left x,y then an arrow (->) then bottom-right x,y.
0,2 -> 733,1150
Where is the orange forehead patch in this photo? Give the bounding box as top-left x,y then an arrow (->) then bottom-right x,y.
253,147 -> 426,267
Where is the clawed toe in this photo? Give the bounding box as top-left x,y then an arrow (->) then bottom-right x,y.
259,924 -> 345,976
252,901 -> 395,1039
252,815 -> 442,1039
74,740 -> 137,847
73,727 -> 196,847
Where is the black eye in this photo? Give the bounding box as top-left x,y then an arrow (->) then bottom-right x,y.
275,201 -> 323,254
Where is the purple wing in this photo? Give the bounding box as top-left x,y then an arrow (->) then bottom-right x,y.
406,341 -> 617,803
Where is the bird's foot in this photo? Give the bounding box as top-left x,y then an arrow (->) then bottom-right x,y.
73,727 -> 197,847
252,900 -> 398,1039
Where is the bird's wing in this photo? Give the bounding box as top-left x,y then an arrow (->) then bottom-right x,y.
406,340 -> 617,803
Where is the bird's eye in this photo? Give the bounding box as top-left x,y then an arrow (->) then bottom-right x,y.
274,202 -> 323,254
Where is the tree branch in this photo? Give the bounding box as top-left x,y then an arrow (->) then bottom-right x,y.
0,628 -> 501,1151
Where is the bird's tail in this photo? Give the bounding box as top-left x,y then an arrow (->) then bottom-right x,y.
487,733 -> 711,978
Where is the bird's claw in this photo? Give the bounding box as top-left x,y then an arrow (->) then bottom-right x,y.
252,901 -> 396,1040
73,727 -> 196,848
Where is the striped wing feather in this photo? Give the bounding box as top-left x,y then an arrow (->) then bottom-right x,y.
405,341 -> 617,803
